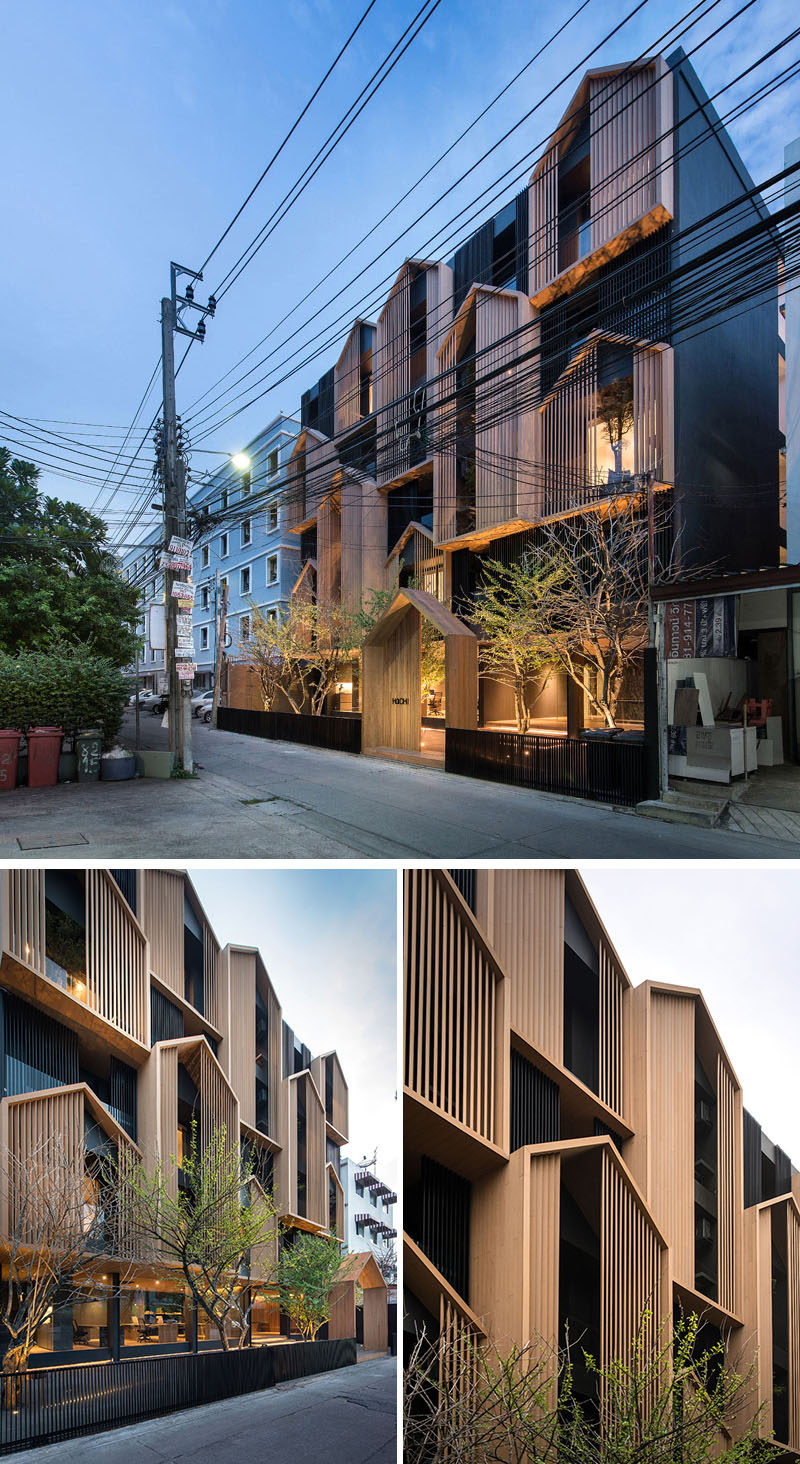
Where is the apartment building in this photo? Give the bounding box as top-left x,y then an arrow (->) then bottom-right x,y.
120,414 -> 300,692
281,48 -> 781,754
340,1156 -> 397,1274
403,868 -> 800,1454
0,866 -> 348,1366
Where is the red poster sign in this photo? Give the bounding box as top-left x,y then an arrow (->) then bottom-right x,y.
664,599 -> 696,660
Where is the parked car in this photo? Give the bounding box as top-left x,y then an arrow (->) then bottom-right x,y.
191,689 -> 214,717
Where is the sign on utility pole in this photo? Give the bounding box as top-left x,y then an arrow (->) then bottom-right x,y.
159,264 -> 215,771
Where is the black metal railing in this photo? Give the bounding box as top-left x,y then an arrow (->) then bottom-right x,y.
217,707 -> 362,755
0,1339 -> 356,1455
445,727 -> 648,808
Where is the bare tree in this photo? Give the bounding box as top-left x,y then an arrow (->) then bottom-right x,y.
404,1310 -> 770,1464
0,1132 -> 125,1377
117,1122 -> 279,1351
237,598 -> 363,716
374,1241 -> 397,1286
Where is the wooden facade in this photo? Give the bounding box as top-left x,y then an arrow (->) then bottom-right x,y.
375,259 -> 453,486
328,1251 -> 388,1352
0,866 -> 352,1360
404,867 -> 798,1453
362,588 -> 478,754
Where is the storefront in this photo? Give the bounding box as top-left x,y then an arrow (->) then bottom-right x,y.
652,567 -> 800,787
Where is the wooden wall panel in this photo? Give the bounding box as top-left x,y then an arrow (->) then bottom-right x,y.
306,434 -> 338,519
159,1044 -> 179,1200
317,494 -> 342,606
528,1150 -> 560,1386
425,262 -> 452,386
5,1086 -> 83,1241
376,268 -> 410,486
540,344 -> 597,516
306,1073 -> 327,1229
439,1293 -> 481,1456
340,474 -> 363,611
2,869 -> 46,975
789,1202 -> 800,1451
328,1279 -> 355,1339
198,1041 -> 238,1158
249,1177 -> 279,1283
361,476 -> 387,597
647,992 -> 695,1287
717,1053 -> 742,1315
478,870 -> 565,1065
528,149 -> 558,298
141,870 -> 183,996
404,870 -> 505,1150
601,1148 -> 663,1423
599,940 -> 625,1118
589,66 -> 657,253
85,871 -> 148,1046
433,328 -> 458,544
363,1286 -> 388,1352
444,635 -> 478,731
362,612 -> 420,753
334,322 -> 363,437
475,289 -> 520,531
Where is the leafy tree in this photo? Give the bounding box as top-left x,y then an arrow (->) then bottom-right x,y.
276,1232 -> 344,1340
0,643 -> 130,743
471,556 -> 564,732
117,1121 -> 279,1351
0,448 -> 140,666
238,597 -> 363,716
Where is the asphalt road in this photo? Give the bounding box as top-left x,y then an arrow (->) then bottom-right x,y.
0,709 -> 795,859
8,1355 -> 396,1463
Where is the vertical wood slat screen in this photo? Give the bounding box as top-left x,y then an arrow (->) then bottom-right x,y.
316,494 -> 342,605
475,290 -> 520,531
788,1202 -> 800,1451
376,268 -> 410,486
633,347 -> 663,479
404,870 -> 500,1147
599,941 -> 624,1117
198,1042 -> 238,1160
85,871 -> 147,1045
528,1151 -> 560,1395
266,978 -> 282,1147
285,440 -> 306,529
330,1056 -> 349,1141
649,993 -> 695,1286
306,434 -> 337,519
432,327 -> 458,544
7,1087 -> 83,1241
334,323 -> 363,436
249,1177 -> 279,1280
228,951 -> 256,1129
540,346 -> 597,516
528,148 -> 558,298
306,1075 -> 327,1229
141,871 -> 184,996
203,919 -> 220,1032
716,1054 -> 740,1315
488,870 -> 564,1065
3,870 -> 46,975
438,1295 -> 480,1464
159,1046 -> 179,1201
340,474 -> 363,610
589,67 -> 656,253
425,264 -> 452,386
601,1149 -> 662,1428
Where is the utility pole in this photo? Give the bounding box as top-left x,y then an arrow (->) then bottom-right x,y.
211,572 -> 229,728
160,263 -> 215,771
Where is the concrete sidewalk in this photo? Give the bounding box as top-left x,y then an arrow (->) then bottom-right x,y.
0,710 -> 796,859
8,1354 -> 396,1463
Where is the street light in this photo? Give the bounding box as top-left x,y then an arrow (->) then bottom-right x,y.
230,452 -> 250,471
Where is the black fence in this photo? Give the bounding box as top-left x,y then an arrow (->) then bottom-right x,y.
0,1339 -> 356,1455
446,727 -> 649,808
217,706 -> 362,755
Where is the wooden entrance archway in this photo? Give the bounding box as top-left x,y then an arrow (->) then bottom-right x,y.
361,588 -> 478,755
328,1250 -> 388,1352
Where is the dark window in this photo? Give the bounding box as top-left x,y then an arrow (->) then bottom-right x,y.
1,989 -> 79,1096
407,1156 -> 471,1301
109,870 -> 137,914
150,986 -> 184,1044
183,892 -> 204,1015
557,110 -> 591,272
743,1109 -> 762,1208
329,1172 -> 338,1233
296,1080 -> 307,1218
559,1157 -> 600,1421
448,869 -> 475,911
301,367 -> 335,439
491,199 -> 517,289
563,895 -> 599,1093
326,1138 -> 341,1174
109,1057 -> 137,1140
325,1055 -> 334,1122
772,1206 -> 790,1444
255,988 -> 270,1135
510,1049 -> 560,1151
695,1056 -> 718,1301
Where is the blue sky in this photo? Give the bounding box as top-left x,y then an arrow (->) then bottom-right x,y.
583,865 -> 800,1163
2,0 -> 798,543
186,866 -> 398,1185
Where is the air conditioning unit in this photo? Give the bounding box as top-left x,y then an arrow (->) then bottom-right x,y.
696,1216 -> 715,1244
696,1099 -> 712,1126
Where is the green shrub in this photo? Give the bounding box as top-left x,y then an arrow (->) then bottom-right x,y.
0,644 -> 129,747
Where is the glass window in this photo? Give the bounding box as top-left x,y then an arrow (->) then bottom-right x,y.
200,627 -> 209,650
240,566 -> 251,595
267,555 -> 278,586
220,533 -> 229,558
242,519 -> 252,547
267,608 -> 278,623
266,501 -> 278,533
202,545 -> 210,568
267,450 -> 279,477
120,1286 -> 189,1347
241,614 -> 251,642
200,586 -> 209,611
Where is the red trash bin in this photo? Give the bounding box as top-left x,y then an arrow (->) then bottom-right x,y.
27,726 -> 63,788
0,730 -> 22,792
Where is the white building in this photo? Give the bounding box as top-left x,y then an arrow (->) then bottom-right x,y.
340,1157 -> 396,1279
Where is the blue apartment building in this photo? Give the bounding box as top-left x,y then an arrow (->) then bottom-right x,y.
120,414 -> 301,692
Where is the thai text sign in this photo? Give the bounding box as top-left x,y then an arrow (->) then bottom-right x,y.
664,595 -> 735,659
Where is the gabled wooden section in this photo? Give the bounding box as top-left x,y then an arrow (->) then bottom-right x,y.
329,1250 -> 388,1351
311,1050 -> 349,1145
375,258 -> 453,487
137,1035 -> 239,1190
218,945 -> 282,1145
528,58 -> 673,306
433,284 -> 537,544
285,426 -> 337,532
139,871 -> 221,1031
274,1069 -> 327,1232
736,1194 -> 800,1454
334,318 -> 376,437
362,588 -> 478,752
